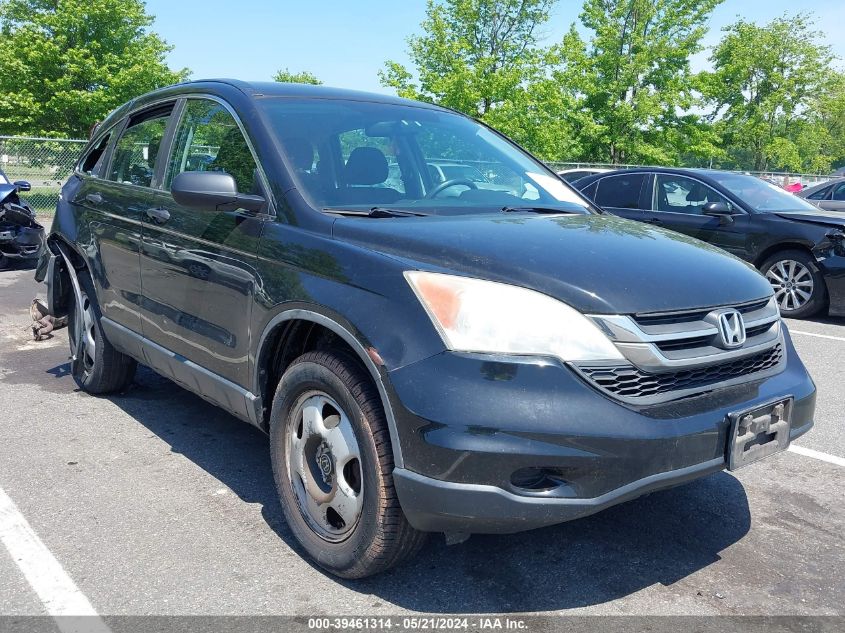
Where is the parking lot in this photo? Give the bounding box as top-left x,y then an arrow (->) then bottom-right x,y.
0,266 -> 843,619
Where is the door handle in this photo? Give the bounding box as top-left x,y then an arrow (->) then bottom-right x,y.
145,207 -> 171,224
85,192 -> 103,205
646,218 -> 663,224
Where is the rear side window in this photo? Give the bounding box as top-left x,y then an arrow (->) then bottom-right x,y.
165,99 -> 259,194
807,185 -> 832,201
79,132 -> 112,176
833,183 -> 845,201
594,174 -> 646,209
107,105 -> 174,187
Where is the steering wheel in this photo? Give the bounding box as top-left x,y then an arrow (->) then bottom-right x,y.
425,178 -> 478,199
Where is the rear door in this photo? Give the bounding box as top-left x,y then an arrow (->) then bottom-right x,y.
590,173 -> 650,222
71,104 -> 175,333
139,97 -> 268,388
645,173 -> 751,258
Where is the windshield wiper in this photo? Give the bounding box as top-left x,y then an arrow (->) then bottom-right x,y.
501,206 -> 579,214
324,207 -> 428,218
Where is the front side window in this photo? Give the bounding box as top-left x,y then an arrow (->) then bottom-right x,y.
165,99 -> 259,194
594,173 -> 646,209
255,98 -> 591,215
653,174 -> 732,215
108,107 -> 173,187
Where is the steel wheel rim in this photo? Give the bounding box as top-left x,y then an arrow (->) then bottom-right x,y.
73,291 -> 97,372
285,391 -> 364,542
765,260 -> 814,312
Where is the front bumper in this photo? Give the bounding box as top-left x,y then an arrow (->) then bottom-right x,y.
0,225 -> 45,260
387,326 -> 815,534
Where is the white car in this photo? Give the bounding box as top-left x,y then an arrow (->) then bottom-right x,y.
556,167 -> 611,184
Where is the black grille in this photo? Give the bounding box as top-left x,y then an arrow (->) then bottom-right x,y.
633,298 -> 771,327
577,344 -> 784,400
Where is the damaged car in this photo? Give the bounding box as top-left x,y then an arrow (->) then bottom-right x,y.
0,170 -> 44,269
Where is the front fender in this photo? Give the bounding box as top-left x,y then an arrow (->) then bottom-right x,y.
252,303 -> 410,468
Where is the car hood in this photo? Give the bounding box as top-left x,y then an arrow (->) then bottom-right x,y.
774,210 -> 845,228
332,213 -> 773,314
0,183 -> 17,202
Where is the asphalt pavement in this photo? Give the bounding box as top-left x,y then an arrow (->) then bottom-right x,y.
0,265 -> 843,620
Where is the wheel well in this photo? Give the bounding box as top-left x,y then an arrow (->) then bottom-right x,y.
47,236 -> 87,317
753,243 -> 815,269
257,319 -> 369,430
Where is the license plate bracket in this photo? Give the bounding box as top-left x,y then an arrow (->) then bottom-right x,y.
727,397 -> 792,470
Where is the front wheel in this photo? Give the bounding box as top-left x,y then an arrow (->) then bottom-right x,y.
269,350 -> 426,578
760,250 -> 827,319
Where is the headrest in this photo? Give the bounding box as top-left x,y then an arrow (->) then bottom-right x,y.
686,182 -> 709,202
344,147 -> 388,185
282,137 -> 314,171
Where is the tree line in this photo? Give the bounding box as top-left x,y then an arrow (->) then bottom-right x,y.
0,0 -> 842,174
381,0 -> 845,174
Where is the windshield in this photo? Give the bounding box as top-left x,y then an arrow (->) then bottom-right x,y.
257,98 -> 592,216
708,172 -> 819,213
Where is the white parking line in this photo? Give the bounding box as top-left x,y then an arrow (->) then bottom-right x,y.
0,485 -> 110,632
790,329 -> 845,343
789,444 -> 845,468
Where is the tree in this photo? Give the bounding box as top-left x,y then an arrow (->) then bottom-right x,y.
380,0 -> 573,155
812,72 -> 845,172
273,68 -> 322,85
0,0 -> 187,138
558,0 -> 723,165
700,14 -> 834,172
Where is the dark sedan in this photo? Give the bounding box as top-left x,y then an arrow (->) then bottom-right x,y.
576,168 -> 845,319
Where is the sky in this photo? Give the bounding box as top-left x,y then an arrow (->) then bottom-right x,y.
144,0 -> 845,94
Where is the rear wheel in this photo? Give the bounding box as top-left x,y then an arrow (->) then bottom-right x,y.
269,350 -> 426,578
760,250 -> 827,319
67,271 -> 136,393
0,253 -> 8,270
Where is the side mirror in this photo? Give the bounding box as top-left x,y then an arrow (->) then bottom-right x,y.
703,201 -> 734,224
14,180 -> 31,192
171,171 -> 265,213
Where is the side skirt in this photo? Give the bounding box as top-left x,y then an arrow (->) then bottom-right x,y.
101,317 -> 263,429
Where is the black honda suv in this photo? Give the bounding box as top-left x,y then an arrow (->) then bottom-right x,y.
37,81 -> 815,578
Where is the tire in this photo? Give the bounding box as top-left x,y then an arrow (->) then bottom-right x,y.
0,253 -> 8,270
760,250 -> 827,319
269,350 -> 426,578
67,270 -> 137,393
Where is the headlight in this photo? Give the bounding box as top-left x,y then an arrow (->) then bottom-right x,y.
405,271 -> 623,362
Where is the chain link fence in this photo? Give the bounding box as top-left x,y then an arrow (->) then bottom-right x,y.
546,162 -> 833,188
0,135 -> 86,215
0,136 -> 836,218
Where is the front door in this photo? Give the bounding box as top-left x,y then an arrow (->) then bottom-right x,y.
819,181 -> 845,213
139,98 -> 267,388
645,173 -> 751,259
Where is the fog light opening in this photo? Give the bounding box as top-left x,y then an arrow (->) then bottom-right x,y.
510,467 -> 569,492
